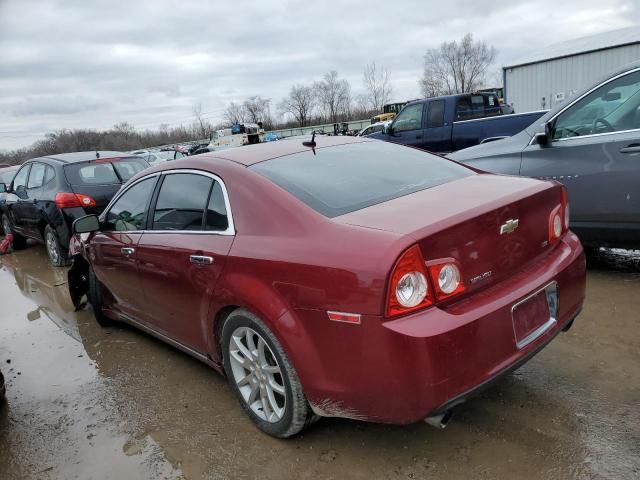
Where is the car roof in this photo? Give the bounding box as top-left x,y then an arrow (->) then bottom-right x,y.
204,135 -> 371,166
27,151 -> 132,164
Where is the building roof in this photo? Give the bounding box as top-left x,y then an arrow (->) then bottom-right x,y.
505,25 -> 640,69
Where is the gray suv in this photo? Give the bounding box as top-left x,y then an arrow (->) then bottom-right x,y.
449,62 -> 640,250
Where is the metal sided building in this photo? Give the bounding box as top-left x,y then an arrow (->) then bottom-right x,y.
503,26 -> 640,112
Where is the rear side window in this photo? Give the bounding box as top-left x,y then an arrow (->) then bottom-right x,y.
27,163 -> 46,189
64,157 -> 147,185
250,141 -> 473,218
152,173 -> 212,231
27,164 -> 54,189
205,182 -> 229,231
427,100 -> 445,128
105,177 -> 156,231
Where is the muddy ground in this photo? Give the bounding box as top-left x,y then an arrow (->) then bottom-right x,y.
0,244 -> 638,480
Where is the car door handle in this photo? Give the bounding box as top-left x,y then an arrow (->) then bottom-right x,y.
121,247 -> 135,256
620,144 -> 640,154
190,255 -> 214,265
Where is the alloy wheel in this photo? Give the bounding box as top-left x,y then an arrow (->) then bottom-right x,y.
228,326 -> 286,423
46,231 -> 59,264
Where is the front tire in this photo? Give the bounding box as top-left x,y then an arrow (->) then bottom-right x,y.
1,214 -> 27,249
88,267 -> 114,327
44,225 -> 70,267
221,309 -> 313,438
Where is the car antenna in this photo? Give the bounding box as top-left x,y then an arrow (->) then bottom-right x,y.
302,131 -> 316,148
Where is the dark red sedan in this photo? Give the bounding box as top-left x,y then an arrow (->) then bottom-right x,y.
68,136 -> 586,438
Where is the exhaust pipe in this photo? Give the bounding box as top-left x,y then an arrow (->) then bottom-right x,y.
425,410 -> 453,429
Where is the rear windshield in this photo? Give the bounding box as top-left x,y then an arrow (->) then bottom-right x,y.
250,141 -> 473,217
64,157 -> 148,185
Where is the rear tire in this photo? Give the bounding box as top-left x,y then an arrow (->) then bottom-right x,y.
221,309 -> 313,438
44,225 -> 70,267
88,267 -> 114,327
1,214 -> 27,249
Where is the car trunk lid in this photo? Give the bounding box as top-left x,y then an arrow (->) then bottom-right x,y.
335,174 -> 564,293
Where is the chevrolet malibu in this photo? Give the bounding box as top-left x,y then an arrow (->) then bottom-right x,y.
68,136 -> 586,438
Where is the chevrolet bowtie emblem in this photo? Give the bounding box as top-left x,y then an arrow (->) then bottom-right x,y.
500,219 -> 519,235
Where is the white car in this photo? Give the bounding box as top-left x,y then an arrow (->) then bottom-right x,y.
358,121 -> 391,137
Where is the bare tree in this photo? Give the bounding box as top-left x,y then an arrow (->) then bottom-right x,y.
278,84 -> 315,127
314,71 -> 351,124
223,101 -> 246,125
363,62 -> 393,111
243,96 -> 272,127
420,33 -> 496,97
192,103 -> 213,138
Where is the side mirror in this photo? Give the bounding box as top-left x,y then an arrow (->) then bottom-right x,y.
73,214 -> 100,234
0,183 -> 5,193
535,121 -> 554,147
386,125 -> 394,136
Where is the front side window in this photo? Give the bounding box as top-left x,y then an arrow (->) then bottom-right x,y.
12,165 -> 30,191
104,177 -> 156,231
553,69 -> 640,140
393,103 -> 423,132
27,163 -> 46,189
152,173 -> 212,231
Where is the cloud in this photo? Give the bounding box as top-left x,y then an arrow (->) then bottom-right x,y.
0,0 -> 638,150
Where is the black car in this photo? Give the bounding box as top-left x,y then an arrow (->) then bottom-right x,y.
0,152 -> 149,266
0,165 -> 18,235
0,368 -> 5,403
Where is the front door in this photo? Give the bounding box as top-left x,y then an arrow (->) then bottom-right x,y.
5,164 -> 31,236
89,176 -> 158,319
520,68 -> 640,246
136,172 -> 234,353
386,102 -> 426,149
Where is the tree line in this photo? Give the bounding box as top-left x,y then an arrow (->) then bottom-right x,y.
1,34 -> 496,165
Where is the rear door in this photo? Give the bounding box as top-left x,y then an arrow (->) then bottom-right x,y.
136,171 -> 234,353
387,103 -> 426,148
520,68 -> 640,245
22,162 -> 51,240
422,99 -> 451,152
90,175 -> 158,320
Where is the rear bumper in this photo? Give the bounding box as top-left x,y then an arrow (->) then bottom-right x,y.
300,232 -> 586,424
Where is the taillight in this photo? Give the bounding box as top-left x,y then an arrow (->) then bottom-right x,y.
549,186 -> 570,244
426,260 -> 466,301
386,245 -> 432,317
55,192 -> 97,209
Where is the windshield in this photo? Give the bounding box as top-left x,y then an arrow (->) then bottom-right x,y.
0,168 -> 17,184
250,141 -> 473,217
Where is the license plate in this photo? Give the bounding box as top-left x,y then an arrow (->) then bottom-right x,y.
512,282 -> 558,349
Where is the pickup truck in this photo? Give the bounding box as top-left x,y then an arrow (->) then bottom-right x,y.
368,92 -> 547,153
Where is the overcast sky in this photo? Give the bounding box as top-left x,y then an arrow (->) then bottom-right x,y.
1,0 -> 639,150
